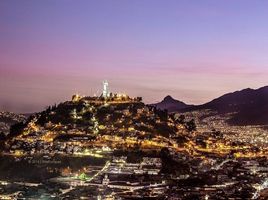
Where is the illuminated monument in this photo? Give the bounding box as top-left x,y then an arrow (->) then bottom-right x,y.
102,80 -> 109,98
70,80 -> 142,103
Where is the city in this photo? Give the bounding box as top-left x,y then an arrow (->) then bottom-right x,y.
0,82 -> 268,199
1,1 -> 268,199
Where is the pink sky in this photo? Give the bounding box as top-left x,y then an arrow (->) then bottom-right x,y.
1,0 -> 268,113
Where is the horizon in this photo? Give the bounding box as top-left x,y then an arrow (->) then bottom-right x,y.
1,0 -> 268,113
1,84 -> 267,114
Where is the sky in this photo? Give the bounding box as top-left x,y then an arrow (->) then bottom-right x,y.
1,0 -> 268,113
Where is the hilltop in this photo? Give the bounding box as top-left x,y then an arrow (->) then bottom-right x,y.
4,93 -> 196,156
152,95 -> 191,112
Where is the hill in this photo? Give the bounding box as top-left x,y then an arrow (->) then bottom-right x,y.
3,94 -> 195,155
152,95 -> 192,112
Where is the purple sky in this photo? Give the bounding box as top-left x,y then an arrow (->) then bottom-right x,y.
1,0 -> 268,113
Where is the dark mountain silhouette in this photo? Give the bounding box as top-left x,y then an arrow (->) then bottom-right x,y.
152,95 -> 192,112
184,86 -> 268,126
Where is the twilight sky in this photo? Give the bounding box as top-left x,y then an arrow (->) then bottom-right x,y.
1,0 -> 268,113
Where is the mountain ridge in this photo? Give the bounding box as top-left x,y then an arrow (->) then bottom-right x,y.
153,86 -> 268,125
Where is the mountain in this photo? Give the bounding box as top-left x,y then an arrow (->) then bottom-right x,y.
184,86 -> 268,126
152,95 -> 192,112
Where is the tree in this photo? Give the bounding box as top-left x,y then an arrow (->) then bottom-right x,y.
156,109 -> 168,121
211,129 -> 223,139
185,119 -> 196,132
177,115 -> 185,124
9,122 -> 26,138
0,132 -> 5,140
137,97 -> 142,102
169,113 -> 175,121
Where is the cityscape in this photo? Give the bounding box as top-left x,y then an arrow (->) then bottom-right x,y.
1,1 -> 268,199
1,81 -> 268,199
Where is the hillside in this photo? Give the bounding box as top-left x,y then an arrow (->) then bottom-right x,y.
0,112 -> 26,137
4,94 -> 195,155
153,87 -> 268,126
185,86 -> 268,125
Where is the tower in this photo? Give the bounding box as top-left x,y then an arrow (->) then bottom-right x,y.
102,80 -> 109,98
